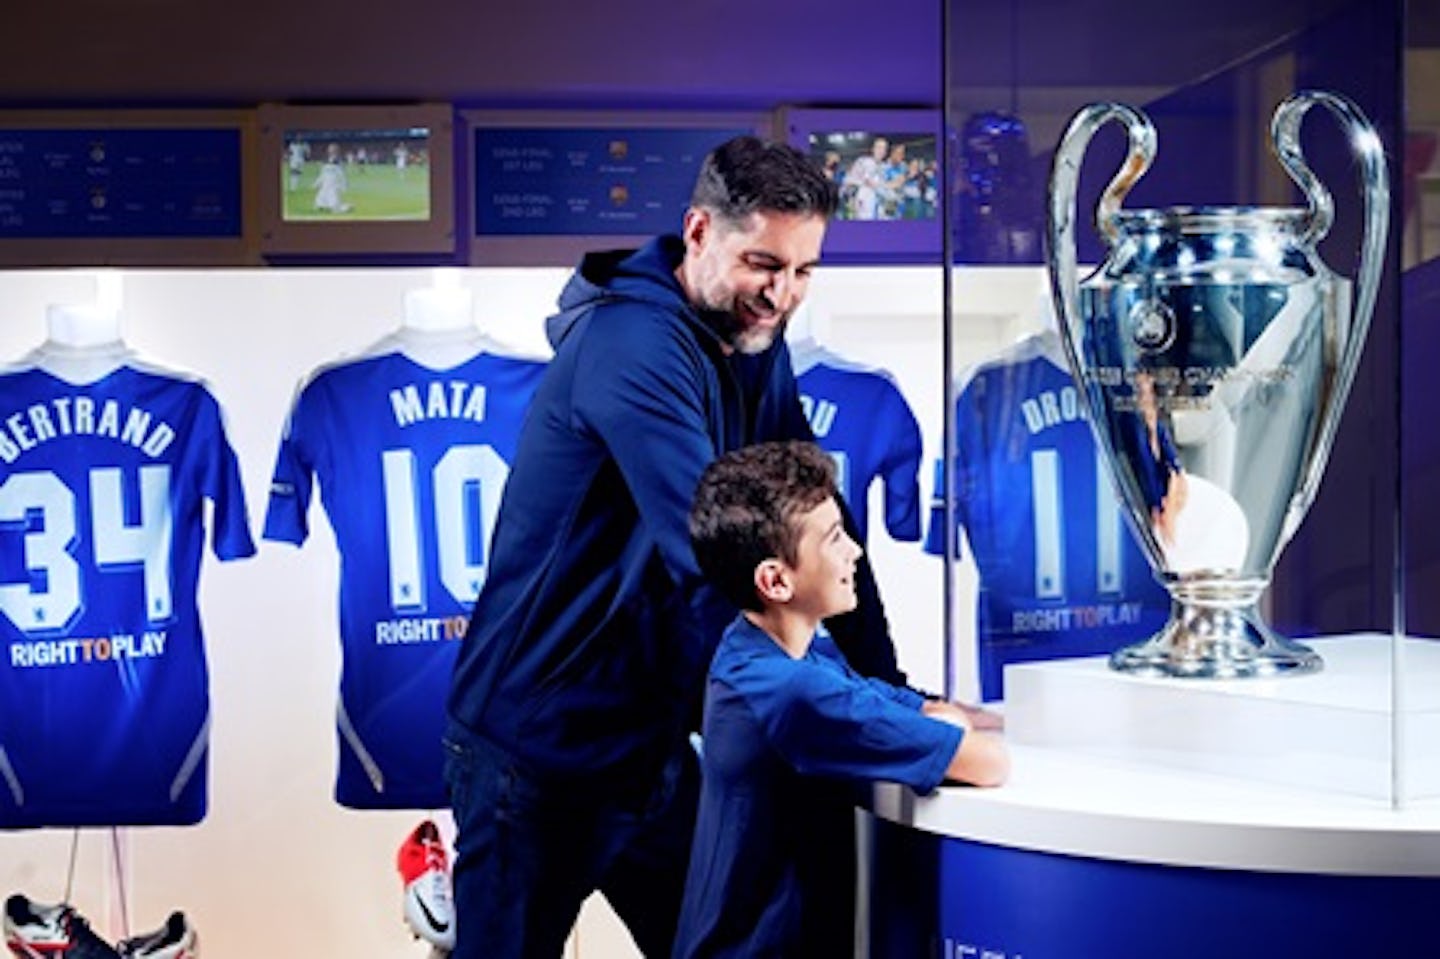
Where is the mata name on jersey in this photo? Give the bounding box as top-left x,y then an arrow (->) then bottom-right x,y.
389,380 -> 488,426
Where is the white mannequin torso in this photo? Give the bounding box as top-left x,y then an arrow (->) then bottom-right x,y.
46,302 -> 123,348
33,303 -> 132,384
401,286 -> 475,334
391,278 -> 546,369
394,285 -> 490,369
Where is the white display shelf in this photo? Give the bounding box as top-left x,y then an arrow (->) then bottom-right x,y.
872,743 -> 1440,876
1003,633 -> 1440,801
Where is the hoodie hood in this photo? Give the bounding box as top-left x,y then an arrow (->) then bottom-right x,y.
545,235 -> 704,349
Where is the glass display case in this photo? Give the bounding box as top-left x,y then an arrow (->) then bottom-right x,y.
862,0 -> 1439,955
941,0 -> 1415,796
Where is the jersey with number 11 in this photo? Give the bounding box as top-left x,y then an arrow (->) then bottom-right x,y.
924,333 -> 1170,700
0,352 -> 254,827
264,336 -> 545,809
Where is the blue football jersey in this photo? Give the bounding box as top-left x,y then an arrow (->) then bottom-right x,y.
924,333 -> 1171,700
263,330 -> 546,810
0,347 -> 254,828
792,342 -> 922,544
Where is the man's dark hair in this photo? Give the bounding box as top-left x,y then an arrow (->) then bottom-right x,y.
689,440 -> 838,612
690,136 -> 840,225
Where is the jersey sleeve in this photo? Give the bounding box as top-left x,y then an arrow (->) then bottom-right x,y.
199,388 -> 256,561
922,455 -> 947,556
876,379 -> 923,542
923,378 -> 982,559
812,635 -> 924,708
261,379 -> 321,546
571,308 -> 717,585
766,652 -> 960,793
569,306 -> 742,686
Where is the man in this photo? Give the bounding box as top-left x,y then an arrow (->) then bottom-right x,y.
444,135 -> 905,958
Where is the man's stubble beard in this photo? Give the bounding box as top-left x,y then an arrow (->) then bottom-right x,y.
698,305 -> 790,356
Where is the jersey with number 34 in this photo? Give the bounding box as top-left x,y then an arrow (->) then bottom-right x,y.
0,356 -> 254,827
264,340 -> 545,810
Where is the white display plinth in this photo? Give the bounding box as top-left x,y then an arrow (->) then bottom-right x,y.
1004,633 -> 1440,801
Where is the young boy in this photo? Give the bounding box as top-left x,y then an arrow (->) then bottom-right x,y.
675,440 -> 1009,958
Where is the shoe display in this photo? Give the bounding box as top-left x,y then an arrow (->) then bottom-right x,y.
115,912 -> 197,959
4,894 -> 121,959
396,819 -> 456,951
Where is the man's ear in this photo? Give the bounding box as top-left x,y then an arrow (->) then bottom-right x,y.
681,207 -> 710,249
754,558 -> 793,603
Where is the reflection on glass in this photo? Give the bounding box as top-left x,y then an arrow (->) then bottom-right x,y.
953,111 -> 1041,264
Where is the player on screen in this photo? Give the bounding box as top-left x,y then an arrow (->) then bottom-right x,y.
313,142 -> 351,214
287,139 -> 308,192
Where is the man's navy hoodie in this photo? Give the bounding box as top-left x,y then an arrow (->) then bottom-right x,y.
447,236 -> 903,791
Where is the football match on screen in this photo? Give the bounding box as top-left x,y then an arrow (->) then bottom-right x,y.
280,127 -> 431,222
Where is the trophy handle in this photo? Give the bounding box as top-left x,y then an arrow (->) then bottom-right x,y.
1045,102 -> 1157,351
1045,111 -> 1156,421
1045,102 -> 1163,568
1046,101 -> 1157,261
1270,91 -> 1390,512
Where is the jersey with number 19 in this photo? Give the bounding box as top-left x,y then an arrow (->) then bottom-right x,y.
0,349 -> 254,828
264,333 -> 546,809
924,333 -> 1170,701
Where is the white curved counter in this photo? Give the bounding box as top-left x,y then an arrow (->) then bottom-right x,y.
873,743 -> 1440,877
866,639 -> 1440,957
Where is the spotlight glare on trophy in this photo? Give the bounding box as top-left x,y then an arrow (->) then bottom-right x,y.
1045,91 -> 1389,679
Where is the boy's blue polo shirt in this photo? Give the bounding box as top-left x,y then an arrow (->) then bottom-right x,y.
674,616 -> 962,958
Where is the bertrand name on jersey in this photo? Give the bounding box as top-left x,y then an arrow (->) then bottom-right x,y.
0,395 -> 176,464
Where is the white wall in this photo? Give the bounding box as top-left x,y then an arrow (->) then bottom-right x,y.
0,262 -> 1046,958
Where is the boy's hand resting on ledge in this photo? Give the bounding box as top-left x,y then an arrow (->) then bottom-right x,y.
922,700 -> 1010,787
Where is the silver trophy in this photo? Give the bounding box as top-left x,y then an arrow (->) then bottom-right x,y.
1045,91 -> 1389,678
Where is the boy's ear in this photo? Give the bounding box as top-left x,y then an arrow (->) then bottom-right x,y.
754,558 -> 793,604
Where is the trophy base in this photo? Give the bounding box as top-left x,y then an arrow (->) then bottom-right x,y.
1109,600 -> 1323,679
